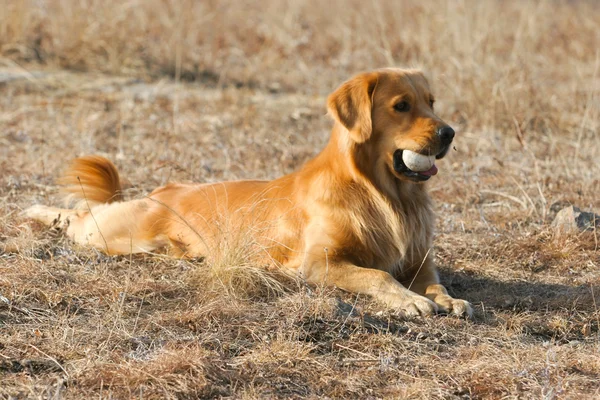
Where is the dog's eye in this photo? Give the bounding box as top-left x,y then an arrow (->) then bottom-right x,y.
393,101 -> 411,112
429,99 -> 435,109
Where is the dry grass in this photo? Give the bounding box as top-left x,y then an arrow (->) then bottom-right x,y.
1,0 -> 599,398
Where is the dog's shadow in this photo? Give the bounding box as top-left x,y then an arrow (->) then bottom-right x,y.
332,269 -> 597,343
440,268 -> 596,315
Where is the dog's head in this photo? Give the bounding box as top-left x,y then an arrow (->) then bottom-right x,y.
327,68 -> 454,183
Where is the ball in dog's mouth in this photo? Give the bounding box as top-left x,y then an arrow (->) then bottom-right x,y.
393,150 -> 438,181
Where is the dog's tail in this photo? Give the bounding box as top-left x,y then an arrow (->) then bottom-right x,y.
58,155 -> 124,208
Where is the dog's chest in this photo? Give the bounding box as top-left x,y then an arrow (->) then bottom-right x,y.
297,179 -> 433,275
350,189 -> 433,274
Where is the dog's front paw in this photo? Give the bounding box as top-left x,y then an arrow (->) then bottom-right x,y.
393,295 -> 439,317
432,294 -> 473,318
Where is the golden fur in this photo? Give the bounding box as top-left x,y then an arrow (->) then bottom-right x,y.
25,68 -> 472,317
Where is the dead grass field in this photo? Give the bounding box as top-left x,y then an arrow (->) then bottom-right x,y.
1,0 -> 599,398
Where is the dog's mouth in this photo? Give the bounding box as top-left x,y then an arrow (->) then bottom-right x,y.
392,149 -> 442,182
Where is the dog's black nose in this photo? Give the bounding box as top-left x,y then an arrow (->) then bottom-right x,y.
437,126 -> 455,145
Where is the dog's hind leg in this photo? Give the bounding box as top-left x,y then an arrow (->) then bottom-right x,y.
24,204 -> 79,227
24,199 -> 167,255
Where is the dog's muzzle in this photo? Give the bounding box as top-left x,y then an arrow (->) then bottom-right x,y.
393,126 -> 455,181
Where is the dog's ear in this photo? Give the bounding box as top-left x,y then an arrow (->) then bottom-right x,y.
327,72 -> 378,143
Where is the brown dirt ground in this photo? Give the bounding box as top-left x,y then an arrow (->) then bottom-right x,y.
1,1 -> 599,399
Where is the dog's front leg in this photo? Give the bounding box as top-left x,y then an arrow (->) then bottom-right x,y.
404,257 -> 473,317
300,259 -> 439,316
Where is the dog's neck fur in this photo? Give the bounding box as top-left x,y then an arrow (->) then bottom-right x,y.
305,123 -> 428,202
293,123 -> 433,270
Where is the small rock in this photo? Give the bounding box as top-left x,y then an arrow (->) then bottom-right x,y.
267,82 -> 281,93
551,206 -> 600,233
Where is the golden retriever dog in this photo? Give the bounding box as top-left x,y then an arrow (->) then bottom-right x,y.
25,68 -> 472,317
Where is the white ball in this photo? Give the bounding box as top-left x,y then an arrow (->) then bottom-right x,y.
402,150 -> 435,171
